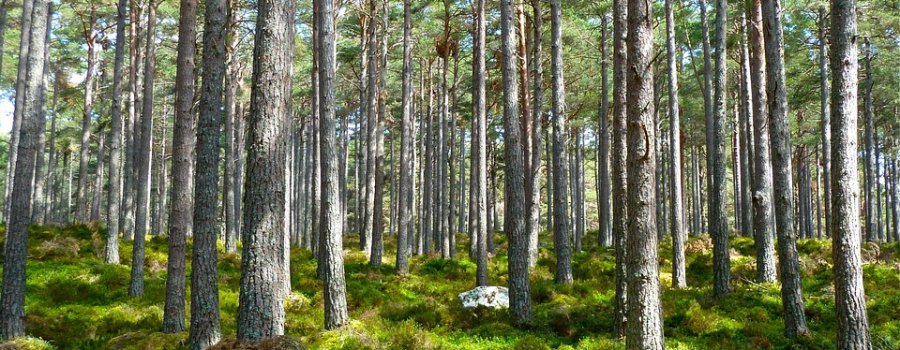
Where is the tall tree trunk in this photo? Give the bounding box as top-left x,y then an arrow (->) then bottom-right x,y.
500,0 -> 531,323
763,0 -> 809,337
396,0 -> 414,275
361,0 -> 378,257
708,0 -> 730,299
890,159 -> 899,242
862,37 -> 875,243
665,0 -> 686,289
829,0 -> 872,345
236,0 -> 294,338
370,0 -> 388,267
129,0 -> 157,297
90,133 -> 105,222
597,14 -> 611,248
105,0 -> 128,264
317,0 -> 350,330
738,12 -> 754,240
188,0 -> 226,345
527,0 -> 544,267
611,0 -> 628,336
472,0 -> 488,286
77,7 -> 99,223
223,0 -> 242,253
30,17 -> 51,225
748,0 -> 777,283
3,0 -> 34,221
818,8 -> 831,238
625,0 -> 664,346
549,0 -> 573,285
0,0 -> 49,337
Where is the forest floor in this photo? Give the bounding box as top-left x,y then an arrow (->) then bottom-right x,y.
0,224 -> 897,349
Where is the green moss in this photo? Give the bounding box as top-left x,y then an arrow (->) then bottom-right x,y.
0,337 -> 56,350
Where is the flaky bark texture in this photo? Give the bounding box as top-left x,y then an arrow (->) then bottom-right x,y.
829,0 -> 872,347
708,0 -> 730,298
862,38 -> 875,243
818,8 -> 831,238
105,0 -> 128,264
549,0 -> 573,285
129,1 -> 157,297
0,0 -> 49,337
237,0 -> 294,339
625,0 -> 664,347
473,0 -> 488,287
747,0 -> 777,283
318,0 -> 350,330
189,0 -> 227,345
611,0 -> 628,336
500,0 -> 532,324
396,0 -> 413,275
526,0 -> 543,268
762,0 -> 809,337
163,0 -> 197,334
665,0 -> 686,289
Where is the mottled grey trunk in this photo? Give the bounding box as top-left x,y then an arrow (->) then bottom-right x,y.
3,0 -> 34,222
90,133 -> 105,222
224,0 -> 242,253
527,0 -> 544,267
665,0 -> 685,289
31,18 -> 51,225
747,0 -> 777,283
890,159 -> 899,242
370,0 -> 388,267
77,9 -> 100,223
317,0 -> 350,330
738,12 -> 754,240
473,0 -> 488,286
611,0 -> 628,336
818,8 -> 831,238
862,37 -> 875,243
597,14 -> 611,249
829,0 -> 872,346
236,0 -> 294,339
500,0 -> 532,323
708,0 -> 730,298
874,136 -> 882,241
438,2 -> 452,259
549,0 -> 573,285
624,0 -> 664,347
162,0 -> 196,329
763,0 -> 809,337
129,1 -> 157,297
361,0 -> 378,257
396,0 -> 413,275
188,0 -> 226,345
43,77 -> 59,223
0,0 -> 49,337
105,0 -> 128,264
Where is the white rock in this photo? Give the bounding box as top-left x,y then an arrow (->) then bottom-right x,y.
458,286 -> 509,310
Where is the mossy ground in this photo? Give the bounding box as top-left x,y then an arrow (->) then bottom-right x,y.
0,225 -> 898,349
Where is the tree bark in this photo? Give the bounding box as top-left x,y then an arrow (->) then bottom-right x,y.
129,0 -> 157,297
361,0 -> 378,257
763,0 -> 809,337
188,0 -> 227,344
472,0 -> 488,286
597,14 -> 611,249
625,0 -> 664,347
862,37 -> 875,243
501,0 -> 532,324
236,0 -> 294,338
818,8 -> 831,238
611,0 -> 628,336
829,0 -> 872,346
224,0 -> 242,253
3,0 -> 34,221
76,7 -> 99,223
0,0 -> 49,337
162,0 -> 197,333
317,0 -> 350,330
104,0 -> 128,264
396,0 -> 414,275
708,0 -> 730,299
549,0 -> 573,285
665,0 -> 686,289
747,0 -> 778,283
527,0 -> 544,267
